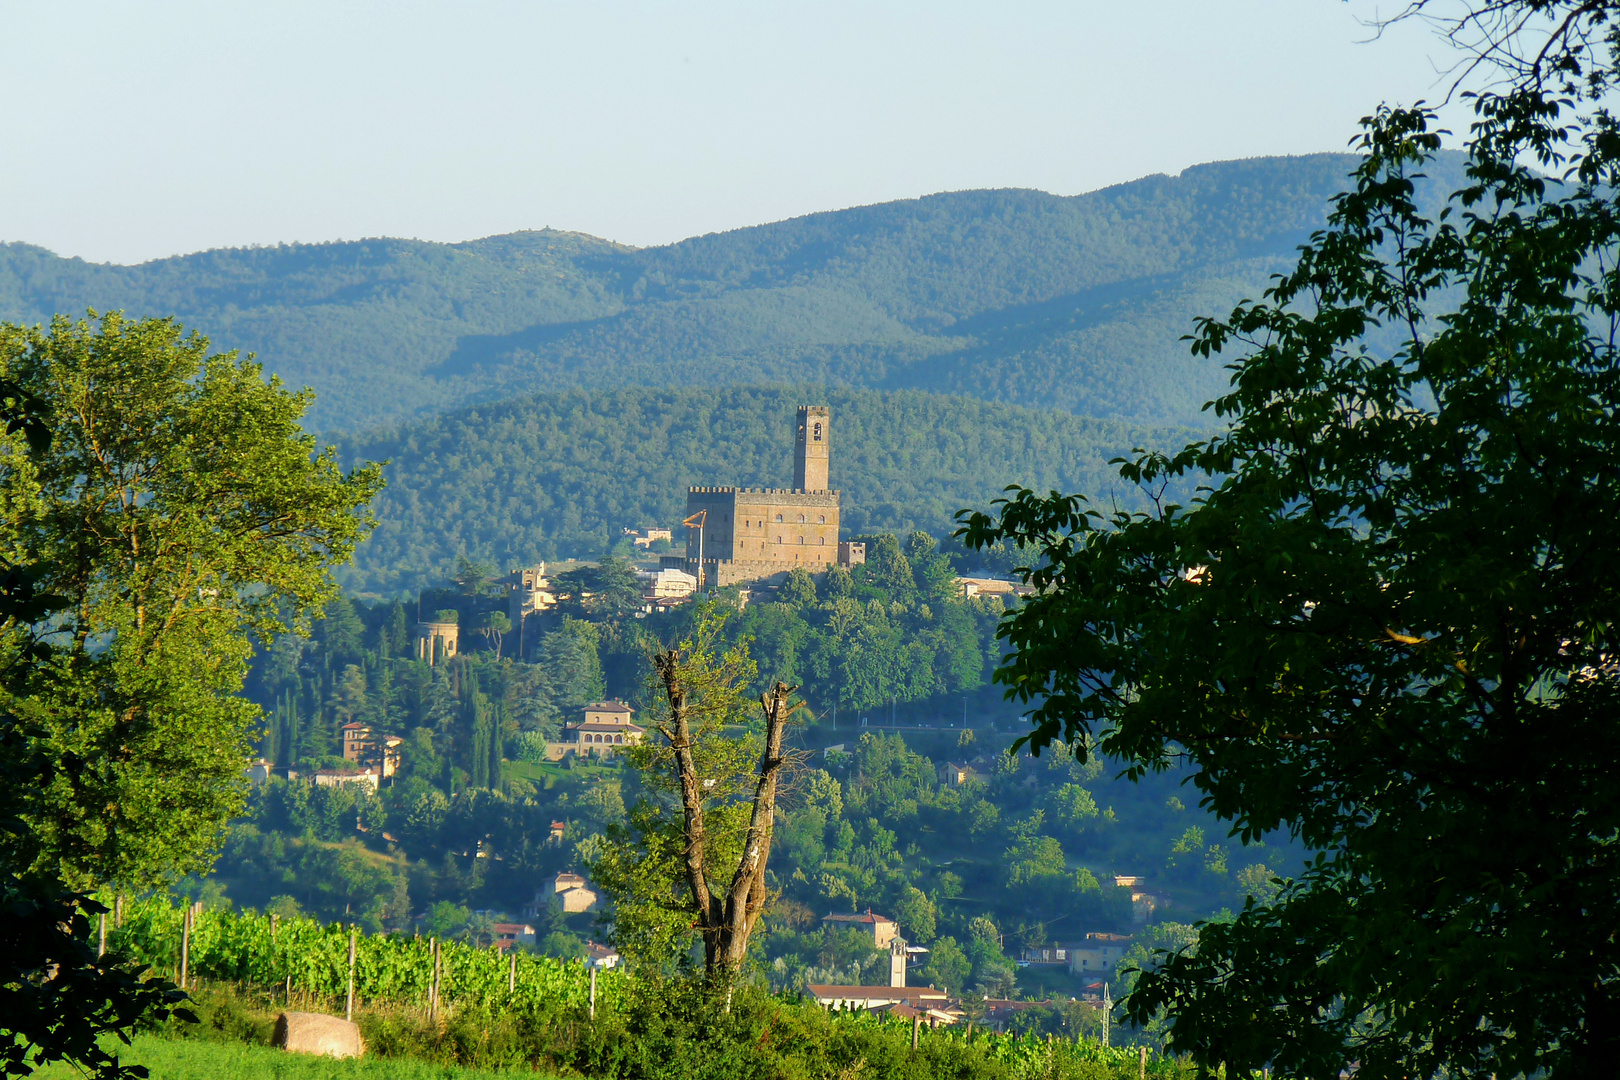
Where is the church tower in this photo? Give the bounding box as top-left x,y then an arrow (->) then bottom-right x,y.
793,405 -> 830,492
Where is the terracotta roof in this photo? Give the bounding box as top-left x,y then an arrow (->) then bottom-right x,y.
585,701 -> 634,714
822,910 -> 894,925
492,923 -> 534,935
566,721 -> 646,733
806,985 -> 948,1001
342,723 -> 367,731
584,940 -> 619,960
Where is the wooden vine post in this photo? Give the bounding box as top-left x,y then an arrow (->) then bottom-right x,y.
179,905 -> 191,989
508,951 -> 516,993
428,937 -> 441,1021
98,913 -> 106,958
345,926 -> 358,1021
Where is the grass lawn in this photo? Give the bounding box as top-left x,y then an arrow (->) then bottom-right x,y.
504,759 -> 619,786
28,1036 -> 553,1080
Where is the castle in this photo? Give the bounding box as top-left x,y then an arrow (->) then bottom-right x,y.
683,405 -> 864,588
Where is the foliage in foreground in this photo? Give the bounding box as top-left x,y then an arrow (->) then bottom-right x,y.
109,896 -> 1180,1079
155,981 -> 1179,1080
963,95 -> 1620,1080
23,1033 -> 548,1080
0,311 -> 383,892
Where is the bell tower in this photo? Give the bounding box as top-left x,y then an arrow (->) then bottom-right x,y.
793,405 -> 830,492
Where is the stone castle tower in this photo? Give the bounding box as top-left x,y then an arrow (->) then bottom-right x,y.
682,404 -> 861,589
793,405 -> 830,493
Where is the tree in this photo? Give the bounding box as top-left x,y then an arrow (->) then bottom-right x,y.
593,605 -> 803,986
960,100 -> 1620,1076
0,312 -> 382,892
478,610 -> 510,659
780,567 -> 817,608
0,368 -> 190,1080
918,935 -> 971,995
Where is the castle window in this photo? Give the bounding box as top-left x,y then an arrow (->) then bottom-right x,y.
813,422 -> 822,441
775,514 -> 783,523
819,537 -> 826,545
777,536 -> 782,544
797,514 -> 805,523
819,515 -> 825,524
798,536 -> 805,544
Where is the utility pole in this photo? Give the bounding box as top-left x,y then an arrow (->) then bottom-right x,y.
682,509 -> 707,593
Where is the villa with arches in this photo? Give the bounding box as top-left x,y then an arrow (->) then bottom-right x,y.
544,700 -> 645,761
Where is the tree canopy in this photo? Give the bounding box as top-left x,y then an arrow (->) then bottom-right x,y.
0,312 -> 383,890
962,78 -> 1620,1080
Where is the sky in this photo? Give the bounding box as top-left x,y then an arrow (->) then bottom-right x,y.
0,1 -> 1473,265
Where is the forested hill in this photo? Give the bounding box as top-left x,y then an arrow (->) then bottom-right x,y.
0,153 -> 1464,433
337,385 -> 1192,595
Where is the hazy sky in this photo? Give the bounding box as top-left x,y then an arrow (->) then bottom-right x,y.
1,2 -> 1470,265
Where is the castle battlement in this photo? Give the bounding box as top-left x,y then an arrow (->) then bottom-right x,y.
688,486 -> 843,496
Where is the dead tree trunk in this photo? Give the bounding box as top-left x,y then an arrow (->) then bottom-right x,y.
652,651 -> 797,983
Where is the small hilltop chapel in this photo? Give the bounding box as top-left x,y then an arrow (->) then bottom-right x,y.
682,405 -> 865,589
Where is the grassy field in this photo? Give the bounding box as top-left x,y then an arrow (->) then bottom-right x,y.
28,1036 -> 553,1080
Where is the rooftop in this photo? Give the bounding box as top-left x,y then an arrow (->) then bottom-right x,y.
822,909 -> 895,925
806,985 -> 948,1001
585,701 -> 633,714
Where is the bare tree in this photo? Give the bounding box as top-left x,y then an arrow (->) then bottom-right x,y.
651,647 -> 800,980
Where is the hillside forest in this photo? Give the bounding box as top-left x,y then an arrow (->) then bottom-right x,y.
214,532 -> 1291,1003
0,154 -> 1467,434
336,385 -> 1195,595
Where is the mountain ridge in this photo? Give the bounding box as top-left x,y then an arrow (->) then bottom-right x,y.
0,152 -> 1468,432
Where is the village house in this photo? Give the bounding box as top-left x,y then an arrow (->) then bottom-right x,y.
937,760 -> 982,787
313,767 -> 378,791
341,723 -> 402,778
491,923 -> 536,951
638,566 -> 698,600
1018,943 -> 1072,966
584,940 -> 621,969
624,527 -> 674,548
805,985 -> 950,1013
544,700 -> 646,761
1110,876 -> 1169,922
1068,932 -> 1134,974
954,576 -> 1036,600
553,872 -> 598,913
822,909 -> 900,949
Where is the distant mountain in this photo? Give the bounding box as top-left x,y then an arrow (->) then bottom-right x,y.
0,153 -> 1465,433
335,385 -> 1194,595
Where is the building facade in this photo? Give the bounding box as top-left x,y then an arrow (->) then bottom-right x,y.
822,909 -> 900,949
341,723 -> 402,778
1068,932 -> 1134,974
544,701 -> 646,760
414,620 -> 459,664
684,406 -> 862,588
